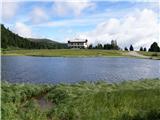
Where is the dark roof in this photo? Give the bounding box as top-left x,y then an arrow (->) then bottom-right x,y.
68,39 -> 88,43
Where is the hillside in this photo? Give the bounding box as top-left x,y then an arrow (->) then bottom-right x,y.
28,38 -> 59,44
1,24 -> 67,49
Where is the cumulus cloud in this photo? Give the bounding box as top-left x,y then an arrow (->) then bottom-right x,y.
52,0 -> 95,16
81,9 -> 159,50
14,22 -> 33,38
2,2 -> 19,20
30,7 -> 49,24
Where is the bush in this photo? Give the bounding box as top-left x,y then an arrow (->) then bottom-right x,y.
152,53 -> 158,56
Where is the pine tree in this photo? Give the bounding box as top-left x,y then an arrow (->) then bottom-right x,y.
129,45 -> 134,51
148,42 -> 160,52
140,47 -> 143,51
124,47 -> 128,51
143,47 -> 147,51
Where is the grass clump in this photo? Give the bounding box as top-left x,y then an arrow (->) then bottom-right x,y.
1,79 -> 160,120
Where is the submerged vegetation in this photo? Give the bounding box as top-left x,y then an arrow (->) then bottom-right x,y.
2,79 -> 160,120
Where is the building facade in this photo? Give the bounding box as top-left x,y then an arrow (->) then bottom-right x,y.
68,39 -> 88,48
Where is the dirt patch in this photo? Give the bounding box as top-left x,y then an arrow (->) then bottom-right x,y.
36,96 -> 53,111
124,51 -> 150,58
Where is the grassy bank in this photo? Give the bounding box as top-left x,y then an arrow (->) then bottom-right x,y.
2,79 -> 160,120
1,49 -> 127,57
2,49 -> 160,59
138,51 -> 160,59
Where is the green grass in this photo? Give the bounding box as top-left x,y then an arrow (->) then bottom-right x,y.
138,51 -> 160,59
2,79 -> 160,120
2,49 -> 160,59
1,49 -> 127,57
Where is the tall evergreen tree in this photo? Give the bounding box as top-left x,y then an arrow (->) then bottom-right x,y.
148,42 -> 160,52
143,47 -> 147,51
124,47 -> 128,51
104,44 -> 112,50
140,47 -> 143,51
88,44 -> 93,49
129,45 -> 134,51
95,43 -> 103,49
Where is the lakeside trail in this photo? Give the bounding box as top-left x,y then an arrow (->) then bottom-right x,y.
124,51 -> 150,59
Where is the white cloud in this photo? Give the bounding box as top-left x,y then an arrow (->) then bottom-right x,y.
52,0 -> 95,16
2,2 -> 19,20
1,0 -> 159,2
30,7 -> 49,24
33,18 -> 101,27
14,22 -> 33,38
81,9 -> 159,50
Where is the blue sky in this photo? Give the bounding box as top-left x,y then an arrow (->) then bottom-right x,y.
1,0 -> 160,49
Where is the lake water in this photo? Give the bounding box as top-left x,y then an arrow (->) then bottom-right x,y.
1,56 -> 160,84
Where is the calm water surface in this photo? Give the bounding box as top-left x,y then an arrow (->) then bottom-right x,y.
1,56 -> 160,83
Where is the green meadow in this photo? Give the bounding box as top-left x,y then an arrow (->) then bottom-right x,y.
1,49 -> 127,57
2,79 -> 160,120
138,51 -> 160,59
2,49 -> 160,60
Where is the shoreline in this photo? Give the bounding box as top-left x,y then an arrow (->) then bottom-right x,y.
1,49 -> 160,60
1,54 -> 160,60
2,78 -> 160,85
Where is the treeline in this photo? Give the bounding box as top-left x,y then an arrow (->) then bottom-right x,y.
1,24 -> 159,52
124,45 -> 135,51
148,42 -> 160,52
124,42 -> 160,52
1,24 -> 67,49
88,40 -> 120,50
88,40 -> 159,52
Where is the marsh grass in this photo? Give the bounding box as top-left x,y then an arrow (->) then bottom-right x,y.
1,79 -> 160,120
